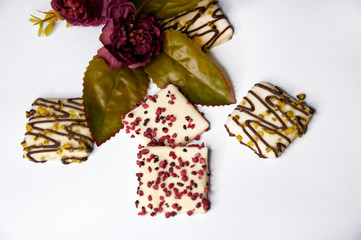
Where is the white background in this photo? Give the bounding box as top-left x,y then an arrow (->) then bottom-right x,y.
1,0 -> 361,239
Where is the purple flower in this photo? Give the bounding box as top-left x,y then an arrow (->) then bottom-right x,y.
106,0 -> 136,24
98,1 -> 164,69
51,0 -> 109,26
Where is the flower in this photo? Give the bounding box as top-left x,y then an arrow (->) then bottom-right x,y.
51,0 -> 109,26
98,1 -> 164,69
106,0 -> 135,24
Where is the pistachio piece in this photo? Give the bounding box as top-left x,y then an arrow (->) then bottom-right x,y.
297,93 -> 306,100
286,111 -> 294,118
26,124 -> 33,132
52,123 -> 59,131
236,135 -> 242,142
278,101 -> 286,107
284,127 -> 294,135
63,144 -> 72,149
262,128 -> 276,135
37,107 -> 48,116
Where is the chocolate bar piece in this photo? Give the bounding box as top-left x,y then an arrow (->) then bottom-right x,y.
21,98 -> 94,164
162,0 -> 233,51
136,146 -> 210,217
225,82 -> 314,158
122,84 -> 210,147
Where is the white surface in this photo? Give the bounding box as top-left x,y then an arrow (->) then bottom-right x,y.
1,0 -> 361,239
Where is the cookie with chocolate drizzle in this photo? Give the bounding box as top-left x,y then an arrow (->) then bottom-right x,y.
162,0 -> 233,51
225,82 -> 314,158
21,98 -> 94,164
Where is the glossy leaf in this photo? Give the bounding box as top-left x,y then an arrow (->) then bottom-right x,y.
131,0 -> 200,20
145,30 -> 235,105
83,56 -> 150,146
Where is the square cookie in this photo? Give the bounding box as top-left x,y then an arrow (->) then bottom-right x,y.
122,84 -> 210,147
21,98 -> 94,164
225,82 -> 314,158
136,146 -> 210,217
162,0 -> 234,51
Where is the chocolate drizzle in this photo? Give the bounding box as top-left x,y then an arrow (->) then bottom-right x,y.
226,82 -> 313,158
22,98 -> 94,164
162,0 -> 233,51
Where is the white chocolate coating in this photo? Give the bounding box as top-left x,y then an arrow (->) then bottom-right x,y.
122,84 -> 210,147
22,98 -> 94,164
225,82 -> 313,158
136,146 -> 210,217
162,0 -> 233,51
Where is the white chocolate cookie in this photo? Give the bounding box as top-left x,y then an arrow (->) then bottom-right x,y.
122,84 -> 210,147
225,82 -> 314,158
21,98 -> 94,164
162,0 -> 233,51
136,146 -> 210,217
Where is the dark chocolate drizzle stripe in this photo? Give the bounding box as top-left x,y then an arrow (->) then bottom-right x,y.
25,132 -> 60,149
230,82 -> 312,158
29,98 -> 84,120
23,98 -> 93,164
33,98 -> 84,111
27,120 -> 93,150
162,0 -> 232,51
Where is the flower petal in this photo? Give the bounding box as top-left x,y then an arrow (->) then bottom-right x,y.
100,19 -> 115,45
98,47 -> 125,69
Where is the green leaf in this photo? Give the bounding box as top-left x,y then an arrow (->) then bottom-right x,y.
131,0 -> 201,20
83,56 -> 150,146
144,30 -> 235,106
